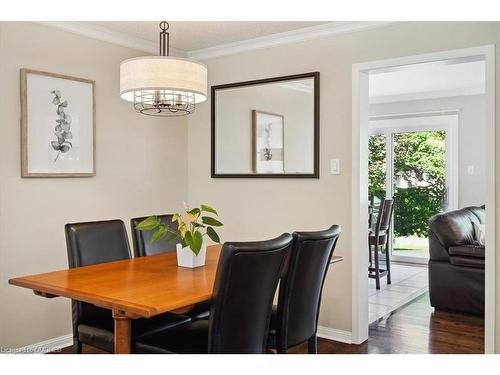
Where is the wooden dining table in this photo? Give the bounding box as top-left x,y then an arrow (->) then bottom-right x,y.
9,244 -> 343,354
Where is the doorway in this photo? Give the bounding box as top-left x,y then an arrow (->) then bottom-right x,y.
369,113 -> 458,264
351,45 -> 495,352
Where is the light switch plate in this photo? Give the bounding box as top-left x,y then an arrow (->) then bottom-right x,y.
330,159 -> 340,175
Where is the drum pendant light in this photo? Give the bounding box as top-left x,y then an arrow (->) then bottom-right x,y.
120,21 -> 207,116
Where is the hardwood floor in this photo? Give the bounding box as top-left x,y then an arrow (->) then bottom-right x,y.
293,293 -> 484,354
53,293 -> 484,354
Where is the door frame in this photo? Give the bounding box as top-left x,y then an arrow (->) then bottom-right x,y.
351,45 -> 496,352
369,113 -> 459,264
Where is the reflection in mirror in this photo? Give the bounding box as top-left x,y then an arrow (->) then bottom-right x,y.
212,73 -> 319,178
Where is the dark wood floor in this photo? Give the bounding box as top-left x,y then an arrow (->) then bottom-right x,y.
54,293 -> 484,354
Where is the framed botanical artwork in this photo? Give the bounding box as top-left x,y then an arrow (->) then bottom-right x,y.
21,69 -> 95,177
252,110 -> 284,173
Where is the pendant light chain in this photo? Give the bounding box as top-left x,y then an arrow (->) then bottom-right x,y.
159,21 -> 170,57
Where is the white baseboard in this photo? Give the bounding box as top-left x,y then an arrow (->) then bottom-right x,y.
317,326 -> 352,344
9,328 -> 352,353
10,333 -> 73,354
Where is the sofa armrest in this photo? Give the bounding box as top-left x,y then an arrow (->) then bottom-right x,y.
448,245 -> 485,258
428,230 -> 451,262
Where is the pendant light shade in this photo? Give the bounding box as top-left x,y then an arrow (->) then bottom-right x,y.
119,22 -> 207,116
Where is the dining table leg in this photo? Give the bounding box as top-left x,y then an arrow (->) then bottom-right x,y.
113,310 -> 131,354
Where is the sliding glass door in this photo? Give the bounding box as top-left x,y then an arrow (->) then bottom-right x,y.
369,114 -> 457,264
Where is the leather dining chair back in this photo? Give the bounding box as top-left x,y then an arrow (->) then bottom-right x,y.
273,225 -> 341,353
208,233 -> 292,353
131,214 -> 180,257
65,220 -> 132,353
66,220 -> 132,267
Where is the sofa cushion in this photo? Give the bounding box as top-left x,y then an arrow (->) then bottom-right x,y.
468,206 -> 485,224
473,222 -> 486,245
449,255 -> 485,269
448,245 -> 485,258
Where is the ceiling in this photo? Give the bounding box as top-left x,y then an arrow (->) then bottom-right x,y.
369,58 -> 486,104
88,21 -> 330,52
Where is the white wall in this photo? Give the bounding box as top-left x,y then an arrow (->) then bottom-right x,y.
0,22 -> 188,349
187,22 -> 500,338
369,94 -> 486,208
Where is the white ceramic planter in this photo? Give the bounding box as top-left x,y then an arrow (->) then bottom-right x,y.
176,243 -> 207,268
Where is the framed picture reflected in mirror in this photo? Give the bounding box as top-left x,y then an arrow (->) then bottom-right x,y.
252,110 -> 284,174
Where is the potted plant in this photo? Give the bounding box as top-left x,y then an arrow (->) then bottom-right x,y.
135,203 -> 223,268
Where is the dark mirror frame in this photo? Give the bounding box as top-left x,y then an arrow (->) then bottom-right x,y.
211,72 -> 320,178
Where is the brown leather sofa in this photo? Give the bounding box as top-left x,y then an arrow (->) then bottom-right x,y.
428,206 -> 485,315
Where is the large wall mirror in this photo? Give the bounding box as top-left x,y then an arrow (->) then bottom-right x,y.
211,72 -> 319,178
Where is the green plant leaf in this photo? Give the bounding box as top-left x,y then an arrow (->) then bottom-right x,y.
164,233 -> 179,244
206,227 -> 220,243
201,216 -> 223,227
192,222 -> 205,228
151,225 -> 168,242
135,216 -> 160,231
201,204 -> 218,215
187,208 -> 201,216
184,231 -> 193,249
191,230 -> 203,255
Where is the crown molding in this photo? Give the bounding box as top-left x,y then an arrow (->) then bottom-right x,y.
187,21 -> 398,60
39,21 -> 185,57
39,21 -> 397,61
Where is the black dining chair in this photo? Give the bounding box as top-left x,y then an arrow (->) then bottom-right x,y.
267,225 -> 341,354
131,214 -> 181,257
134,233 -> 293,354
368,197 -> 395,289
65,219 -> 191,354
131,214 -> 211,321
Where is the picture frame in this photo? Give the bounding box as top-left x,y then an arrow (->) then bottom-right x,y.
252,110 -> 285,173
21,69 -> 96,177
